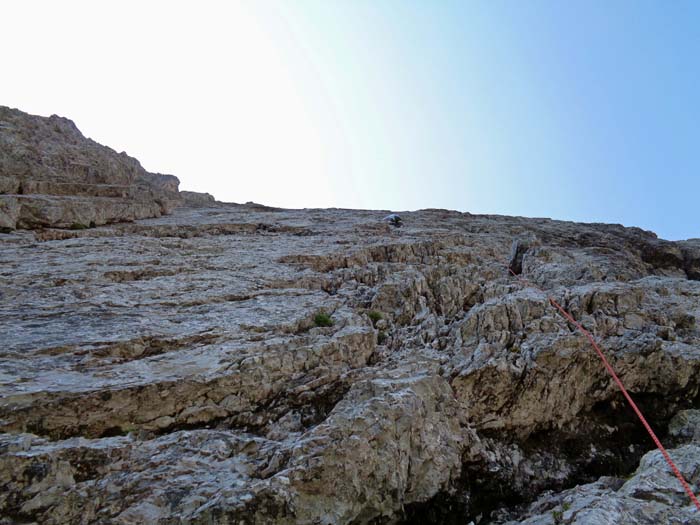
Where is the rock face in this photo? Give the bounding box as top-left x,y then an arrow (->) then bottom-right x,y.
0,106 -> 182,230
2,113 -> 700,524
492,410 -> 700,524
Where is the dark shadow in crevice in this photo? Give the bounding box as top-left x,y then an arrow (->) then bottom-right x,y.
507,239 -> 529,276
399,391 -> 699,524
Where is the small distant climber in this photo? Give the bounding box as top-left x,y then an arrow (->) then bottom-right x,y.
383,213 -> 403,228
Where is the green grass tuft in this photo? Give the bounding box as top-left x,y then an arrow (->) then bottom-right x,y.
367,310 -> 383,326
314,311 -> 333,327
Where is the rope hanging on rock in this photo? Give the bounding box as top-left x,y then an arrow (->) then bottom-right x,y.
506,263 -> 700,511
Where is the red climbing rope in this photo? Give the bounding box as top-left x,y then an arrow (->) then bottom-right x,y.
506,264 -> 700,511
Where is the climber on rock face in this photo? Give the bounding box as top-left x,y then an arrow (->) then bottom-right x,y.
383,213 -> 402,228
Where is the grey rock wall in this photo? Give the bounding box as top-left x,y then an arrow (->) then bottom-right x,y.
1,110 -> 699,524
0,106 -> 182,229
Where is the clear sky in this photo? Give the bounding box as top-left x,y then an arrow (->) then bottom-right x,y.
2,1 -> 698,240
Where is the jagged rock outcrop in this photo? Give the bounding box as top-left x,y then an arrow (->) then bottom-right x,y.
180,191 -> 217,207
491,410 -> 700,524
0,106 -> 182,230
1,112 -> 700,524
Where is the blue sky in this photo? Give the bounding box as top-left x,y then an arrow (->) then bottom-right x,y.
279,0 -> 699,240
3,1 -> 698,239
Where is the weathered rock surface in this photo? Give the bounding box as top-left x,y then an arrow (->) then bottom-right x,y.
2,202 -> 699,524
0,106 -> 182,229
180,191 -> 218,208
492,410 -> 700,524
2,111 -> 700,523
